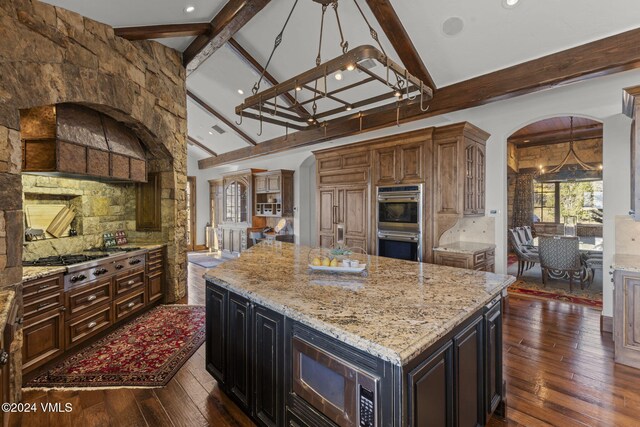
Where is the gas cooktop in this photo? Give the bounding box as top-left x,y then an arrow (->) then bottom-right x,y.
23,254 -> 109,267
85,246 -> 142,253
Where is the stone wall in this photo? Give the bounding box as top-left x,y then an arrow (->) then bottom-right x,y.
21,175 -> 161,260
0,0 -> 188,403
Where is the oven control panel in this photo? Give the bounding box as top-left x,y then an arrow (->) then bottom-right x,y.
359,386 -> 375,427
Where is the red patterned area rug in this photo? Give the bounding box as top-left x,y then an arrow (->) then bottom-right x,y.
508,281 -> 602,309
26,305 -> 205,389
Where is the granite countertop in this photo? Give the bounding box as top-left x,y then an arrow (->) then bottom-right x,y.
22,266 -> 67,282
612,254 -> 640,273
0,286 -> 17,332
205,242 -> 515,365
433,241 -> 496,255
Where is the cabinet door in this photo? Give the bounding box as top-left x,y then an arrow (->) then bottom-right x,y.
206,283 -> 227,384
484,300 -> 503,419
267,174 -> 281,192
255,176 -> 267,193
228,293 -> 252,411
454,317 -> 484,427
408,341 -> 454,427
22,307 -> 65,373
474,144 -> 486,216
614,272 -> 640,368
232,229 -> 242,253
136,172 -> 161,231
318,188 -> 335,247
434,253 -> 472,270
343,186 -> 368,252
253,306 -> 284,427
147,270 -> 163,304
463,142 -> 475,216
374,147 -> 397,185
399,141 -> 424,183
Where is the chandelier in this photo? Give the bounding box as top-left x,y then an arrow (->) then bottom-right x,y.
536,117 -> 603,182
235,0 -> 433,136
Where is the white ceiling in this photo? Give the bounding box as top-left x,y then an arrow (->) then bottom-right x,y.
41,0 -> 640,159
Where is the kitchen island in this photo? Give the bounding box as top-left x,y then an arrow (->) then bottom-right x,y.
204,242 -> 515,427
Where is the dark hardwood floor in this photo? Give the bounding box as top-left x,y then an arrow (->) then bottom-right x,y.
11,262 -> 640,426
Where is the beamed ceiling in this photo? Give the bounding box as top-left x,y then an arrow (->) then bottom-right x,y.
40,0 -> 640,166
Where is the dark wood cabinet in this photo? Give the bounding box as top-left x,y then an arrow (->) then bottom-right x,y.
464,141 -> 486,216
408,341 -> 454,427
454,317 -> 484,427
65,303 -> 112,350
374,146 -> 397,185
1,296 -> 18,426
205,283 -> 227,384
228,293 -> 252,411
205,281 -> 286,427
253,306 -> 285,427
374,140 -> 425,185
136,172 -> 161,231
65,278 -> 112,319
23,307 -> 65,372
484,299 -> 504,419
254,170 -> 294,218
146,247 -> 164,304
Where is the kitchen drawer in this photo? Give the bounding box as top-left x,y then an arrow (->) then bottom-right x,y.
23,274 -> 64,302
147,259 -> 163,272
65,303 -> 112,349
114,269 -> 145,296
113,290 -> 146,322
486,249 -> 495,260
473,252 -> 486,265
65,278 -> 113,320
147,249 -> 163,261
24,291 -> 64,319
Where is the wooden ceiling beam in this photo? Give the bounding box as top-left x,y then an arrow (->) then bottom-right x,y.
187,90 -> 257,146
183,0 -> 270,75
114,23 -> 211,40
509,124 -> 603,146
364,0 -> 436,91
199,25 -> 640,168
227,38 -> 311,119
188,136 -> 218,157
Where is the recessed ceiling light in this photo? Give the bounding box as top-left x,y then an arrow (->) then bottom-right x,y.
184,5 -> 195,13
442,17 -> 464,37
502,0 -> 520,8
237,89 -> 244,95
334,72 -> 343,81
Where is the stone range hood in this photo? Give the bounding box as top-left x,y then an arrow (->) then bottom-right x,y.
20,104 -> 147,183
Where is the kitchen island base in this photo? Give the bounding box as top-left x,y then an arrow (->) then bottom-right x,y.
206,280 -> 506,427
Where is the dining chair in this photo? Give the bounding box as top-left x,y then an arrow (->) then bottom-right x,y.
249,231 -> 263,246
522,226 -> 534,244
538,235 -> 587,291
508,228 -> 540,276
582,251 -> 603,287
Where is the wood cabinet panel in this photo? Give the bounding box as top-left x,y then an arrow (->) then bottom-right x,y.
433,249 -> 495,273
228,293 -> 252,411
435,139 -> 461,215
399,141 -> 424,183
434,252 -> 471,270
343,186 -> 368,242
206,284 -> 227,384
615,271 -> 640,368
136,172 -> 161,231
318,189 -> 335,237
485,300 -> 503,418
374,147 -> 397,185
114,269 -> 145,296
24,291 -> 64,319
342,151 -> 370,169
318,169 -> 368,186
147,271 -> 163,304
408,341 -> 453,427
255,175 -> 267,193
65,303 -> 112,350
65,278 -> 112,319
266,174 -> 281,192
22,307 -> 65,374
23,274 -> 63,301
454,317 -> 484,427
253,306 -> 284,427
113,290 -> 146,322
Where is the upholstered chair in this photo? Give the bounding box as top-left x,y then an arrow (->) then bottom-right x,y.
538,235 -> 587,291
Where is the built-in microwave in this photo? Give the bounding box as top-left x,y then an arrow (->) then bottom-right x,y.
292,337 -> 378,427
377,185 -> 421,233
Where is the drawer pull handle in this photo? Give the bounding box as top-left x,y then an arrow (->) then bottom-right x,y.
87,321 -> 97,329
86,295 -> 97,302
127,280 -> 135,286
37,302 -> 50,309
0,350 -> 8,366
38,284 -> 52,290
126,302 -> 136,309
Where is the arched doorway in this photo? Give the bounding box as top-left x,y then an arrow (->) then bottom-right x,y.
506,116 -> 604,307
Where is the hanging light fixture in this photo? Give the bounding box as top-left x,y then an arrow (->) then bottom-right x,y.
537,117 -> 602,182
234,0 -> 433,135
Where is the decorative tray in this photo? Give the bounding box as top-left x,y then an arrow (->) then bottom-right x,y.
307,264 -> 367,274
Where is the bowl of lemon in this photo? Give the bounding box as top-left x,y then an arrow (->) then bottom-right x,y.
308,247 -> 366,274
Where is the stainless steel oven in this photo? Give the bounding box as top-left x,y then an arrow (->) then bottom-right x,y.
377,185 -> 422,261
292,337 -> 378,427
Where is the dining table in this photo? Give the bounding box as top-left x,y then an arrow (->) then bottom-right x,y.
532,235 -> 603,252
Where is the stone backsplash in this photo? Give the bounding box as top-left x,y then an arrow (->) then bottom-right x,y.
22,174 -> 161,260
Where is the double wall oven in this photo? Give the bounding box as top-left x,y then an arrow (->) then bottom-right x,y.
376,185 -> 422,262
